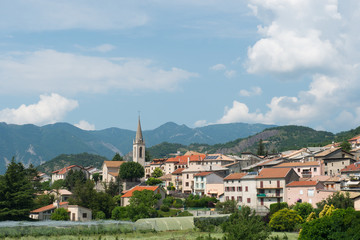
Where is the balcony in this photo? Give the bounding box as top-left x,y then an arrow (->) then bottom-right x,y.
256,186 -> 282,189
257,193 -> 282,198
302,172 -> 312,178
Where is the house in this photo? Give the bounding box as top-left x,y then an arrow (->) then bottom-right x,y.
193,172 -> 224,198
223,172 -> 248,203
146,158 -> 167,178
255,168 -> 299,209
164,153 -> 205,174
202,154 -> 236,166
51,165 -> 89,183
49,189 -> 72,202
38,172 -> 51,183
171,168 -> 185,191
101,161 -> 125,183
286,181 -> 334,207
341,161 -> 360,178
348,135 -> 360,149
273,161 -> 322,178
120,186 -> 166,207
158,173 -> 173,190
309,175 -> 342,191
282,148 -> 314,161
29,201 -> 92,221
314,147 -> 355,176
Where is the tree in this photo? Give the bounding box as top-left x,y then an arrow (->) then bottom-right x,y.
51,208 -> 69,220
112,153 -> 124,161
129,189 -> 161,208
51,179 -> 66,190
269,208 -> 303,232
0,158 -> 36,220
340,141 -> 351,152
119,161 -> 144,181
257,139 -> 265,156
215,200 -> 238,214
145,150 -> 152,162
146,177 -> 162,186
316,191 -> 353,211
64,169 -> 86,191
292,202 -> 314,220
222,206 -> 270,240
92,173 -> 101,184
34,194 -> 55,209
152,167 -> 163,178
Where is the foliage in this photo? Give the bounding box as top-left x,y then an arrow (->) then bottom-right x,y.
112,153 -> 124,161
146,177 -> 163,186
316,191 -> 353,211
158,208 -> 181,217
215,200 -> 238,214
41,180 -> 51,191
160,204 -> 170,212
37,152 -> 109,174
111,206 -> 129,220
340,141 -> 351,152
145,149 -> 152,162
92,172 -> 101,183
152,167 -> 164,178
269,208 -> 303,232
185,195 -> 217,208
194,216 -> 229,232
299,208 -> 360,240
147,142 -> 187,159
64,169 -> 86,191
51,179 -> 66,190
119,161 -> 144,180
50,207 -> 70,221
113,195 -> 122,206
96,210 -> 106,220
177,210 -> 193,216
162,196 -> 183,208
257,139 -> 265,156
292,202 -> 313,220
222,206 -> 270,240
105,177 -> 122,196
270,202 -> 288,216
33,194 -> 55,209
130,189 -> 161,208
318,204 -> 336,218
0,158 -> 36,220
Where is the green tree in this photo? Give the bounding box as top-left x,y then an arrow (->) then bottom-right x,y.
292,202 -> 314,220
257,139 -> 265,156
215,200 -> 238,214
33,194 -> 55,209
119,161 -> 144,181
50,207 -> 69,221
0,158 -> 36,220
95,211 -> 106,220
112,153 -> 124,161
340,140 -> 351,152
64,169 -> 86,191
41,180 -> 51,191
51,179 -> 66,190
316,191 -> 353,211
146,177 -> 162,186
92,173 -> 101,184
152,167 -> 163,178
145,150 -> 152,162
222,206 -> 270,240
130,189 -> 161,208
269,208 -> 303,232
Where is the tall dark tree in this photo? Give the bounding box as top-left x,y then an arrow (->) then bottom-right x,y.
112,153 -> 124,161
64,169 -> 86,191
145,150 -> 152,162
119,162 -> 144,181
0,158 -> 36,220
257,139 -> 266,156
340,140 -> 351,152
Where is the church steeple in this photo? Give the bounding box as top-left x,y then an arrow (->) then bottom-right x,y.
133,115 -> 145,167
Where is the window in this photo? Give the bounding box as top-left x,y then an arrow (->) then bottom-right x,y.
245,186 -> 248,192
83,213 -> 87,218
332,163 -> 333,166
186,182 -> 189,187
308,189 -> 314,197
231,196 -> 235,201
314,167 -> 317,172
325,171 -> 328,175
237,196 -> 242,202
300,190 -> 303,195
237,187 -> 242,192
269,181 -> 272,184
342,162 -> 344,165
247,198 -> 251,203
187,174 -> 189,179
226,197 -> 229,201
298,168 -> 300,172
325,163 -> 328,166
232,187 -> 235,192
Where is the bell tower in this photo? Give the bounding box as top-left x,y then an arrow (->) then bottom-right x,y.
133,116 -> 145,167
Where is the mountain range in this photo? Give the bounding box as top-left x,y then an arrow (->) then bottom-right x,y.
0,121 -> 276,174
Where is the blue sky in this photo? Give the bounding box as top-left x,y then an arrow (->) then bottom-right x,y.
0,0 -> 359,133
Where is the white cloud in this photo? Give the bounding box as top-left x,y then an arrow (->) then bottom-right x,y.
224,70 -> 236,78
239,86 -> 262,97
0,93 -> 78,125
75,120 -> 96,130
194,120 -> 208,127
210,64 -> 226,71
0,49 -> 197,94
0,1 -> 148,31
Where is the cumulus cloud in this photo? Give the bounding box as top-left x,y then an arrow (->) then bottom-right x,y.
217,0 -> 360,132
0,49 -> 197,94
210,63 -> 236,79
239,86 -> 262,97
0,93 -> 78,125
194,120 -> 208,127
92,44 -> 116,53
210,64 -> 226,71
75,120 -> 96,130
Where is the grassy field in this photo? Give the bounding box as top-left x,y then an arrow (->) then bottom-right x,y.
1,230 -> 299,240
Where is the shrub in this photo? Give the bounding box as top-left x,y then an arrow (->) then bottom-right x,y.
194,216 -> 229,232
269,202 -> 288,216
160,205 -> 170,212
111,206 -> 128,220
269,208 -> 303,232
178,210 -> 193,216
50,208 -> 69,221
292,202 -> 313,220
96,211 -> 106,220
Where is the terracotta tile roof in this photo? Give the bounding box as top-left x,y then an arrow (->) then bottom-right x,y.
172,168 -> 185,174
256,168 -> 292,179
315,147 -> 341,157
286,181 -> 317,187
274,161 -> 320,168
109,172 -> 119,177
224,173 -> 247,180
194,172 -> 213,177
341,162 -> 360,172
308,176 -> 331,182
52,165 -> 82,174
165,154 -> 206,163
159,173 -> 172,181
30,202 -> 68,213
121,186 -> 159,198
103,161 -> 125,168
349,135 -> 360,141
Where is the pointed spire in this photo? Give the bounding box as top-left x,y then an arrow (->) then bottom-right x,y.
135,116 -> 144,143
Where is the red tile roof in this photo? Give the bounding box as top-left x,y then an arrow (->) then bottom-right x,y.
194,172 -> 213,177
30,202 -> 68,213
121,186 -> 159,198
286,181 -> 317,187
172,168 -> 185,174
224,173 -> 247,180
349,135 -> 360,141
165,154 -> 206,163
341,162 -> 360,172
256,168 -> 292,179
52,165 -> 82,174
274,161 -> 320,168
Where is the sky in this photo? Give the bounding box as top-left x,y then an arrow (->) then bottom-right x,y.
0,0 -> 359,133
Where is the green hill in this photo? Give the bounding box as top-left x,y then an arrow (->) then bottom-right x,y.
36,152 -> 109,174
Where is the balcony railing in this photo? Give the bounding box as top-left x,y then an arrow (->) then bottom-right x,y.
257,193 -> 282,198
